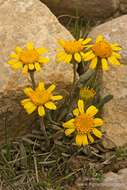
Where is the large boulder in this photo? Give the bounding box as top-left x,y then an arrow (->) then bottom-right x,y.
41,0 -> 119,21
0,0 -> 73,142
89,15 -> 127,147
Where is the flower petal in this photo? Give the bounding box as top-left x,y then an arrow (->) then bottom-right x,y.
35,62 -> 41,71
65,128 -> 75,136
112,52 -> 121,59
23,101 -> 37,114
94,118 -> 103,127
101,58 -> 109,71
73,108 -> 79,117
47,84 -> 56,93
27,42 -> 34,50
22,65 -> 28,75
11,61 -> 22,69
24,87 -> 33,96
15,46 -> 22,54
74,53 -> 81,63
86,105 -> 98,117
65,54 -> 72,64
36,47 -> 47,54
82,38 -> 92,45
39,57 -> 49,64
10,53 -> 19,59
82,134 -> 88,146
63,119 -> 75,128
96,35 -> 104,43
83,53 -> 95,61
111,44 -> 122,51
36,82 -> 45,91
38,106 -> 45,117
108,56 -> 121,65
51,95 -> 63,101
45,102 -> 56,110
89,57 -> 97,69
92,128 -> 102,138
78,99 -> 84,114
76,134 -> 83,146
29,63 -> 34,70
21,98 -> 31,106
88,133 -> 94,143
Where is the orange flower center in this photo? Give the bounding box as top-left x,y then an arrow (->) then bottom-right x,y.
63,41 -> 84,54
92,41 -> 112,58
20,49 -> 39,64
74,114 -> 94,134
29,90 -> 51,105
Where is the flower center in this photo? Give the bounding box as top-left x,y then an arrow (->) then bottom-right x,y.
74,114 -> 94,134
20,49 -> 39,64
80,87 -> 96,100
92,41 -> 112,58
63,41 -> 84,54
29,90 -> 51,105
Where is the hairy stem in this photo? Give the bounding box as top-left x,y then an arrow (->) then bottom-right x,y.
29,71 -> 36,90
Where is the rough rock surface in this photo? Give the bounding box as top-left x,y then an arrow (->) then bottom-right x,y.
91,168 -> 127,190
42,0 -> 119,21
0,0 -> 73,142
89,15 -> 127,147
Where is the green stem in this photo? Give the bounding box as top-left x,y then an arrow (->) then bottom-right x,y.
29,70 -> 49,146
29,71 -> 36,90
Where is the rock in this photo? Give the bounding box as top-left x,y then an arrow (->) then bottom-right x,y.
41,0 -> 119,21
0,0 -> 73,143
89,15 -> 127,147
91,168 -> 127,190
120,0 -> 127,13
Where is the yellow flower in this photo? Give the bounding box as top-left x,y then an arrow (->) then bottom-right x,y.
8,42 -> 49,74
63,100 -> 103,146
80,87 -> 96,100
56,38 -> 92,64
21,82 -> 63,117
83,35 -> 122,71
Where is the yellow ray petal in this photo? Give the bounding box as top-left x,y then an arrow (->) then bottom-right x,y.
11,61 -> 22,69
38,106 -> 45,117
15,46 -> 22,54
58,39 -> 65,47
92,128 -> 102,138
82,50 -> 93,58
8,60 -> 17,65
22,65 -> 28,75
23,102 -> 37,114
101,58 -> 109,71
35,62 -> 41,71
65,128 -> 75,136
112,52 -> 121,59
83,53 -> 95,61
36,82 -> 45,91
73,108 -> 79,117
36,47 -> 47,54
24,87 -> 33,96
10,53 -> 19,59
82,37 -> 92,45
111,44 -> 122,51
29,63 -> 34,70
39,57 -> 49,64
108,56 -> 121,65
45,101 -> 56,110
88,133 -> 94,143
51,95 -> 63,101
86,105 -> 98,117
63,119 -> 75,128
21,98 -> 31,106
76,134 -> 83,146
78,99 -> 84,114
96,35 -> 104,43
27,42 -> 34,50
82,134 -> 88,146
74,53 -> 81,63
65,54 -> 72,64
89,57 -> 97,69
47,84 -> 56,93
94,118 -> 103,127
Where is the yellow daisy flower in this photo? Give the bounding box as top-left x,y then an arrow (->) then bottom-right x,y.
21,82 -> 63,117
8,42 -> 49,74
80,87 -> 96,100
83,35 -> 122,71
63,100 -> 103,146
56,38 -> 92,64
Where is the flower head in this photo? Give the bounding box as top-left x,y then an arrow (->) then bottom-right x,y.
21,82 -> 63,117
8,42 -> 49,74
83,35 -> 122,71
63,100 -> 103,146
80,87 -> 96,100
56,38 -> 92,64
